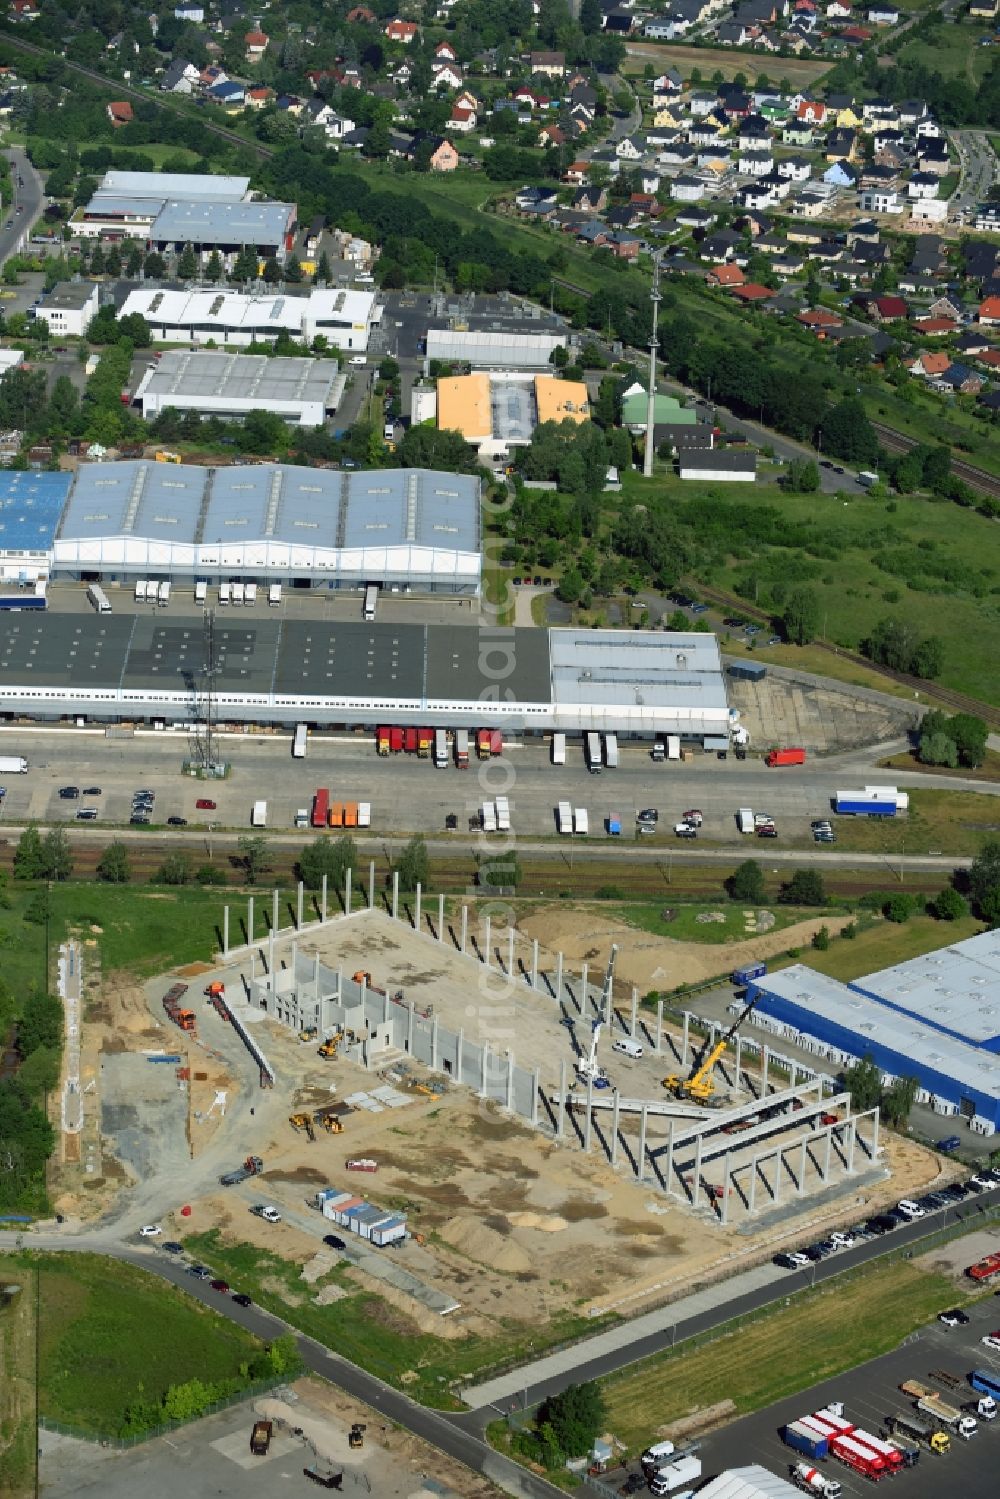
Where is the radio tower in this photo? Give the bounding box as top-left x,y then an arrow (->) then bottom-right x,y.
643,256 -> 662,479
200,607 -> 220,773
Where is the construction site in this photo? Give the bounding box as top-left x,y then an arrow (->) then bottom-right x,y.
48,879 -> 946,1360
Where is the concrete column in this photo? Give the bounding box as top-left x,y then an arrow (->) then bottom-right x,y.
268,925 -> 275,978
336,966 -> 343,1002
664,1119 -> 675,1192
313,951 -> 320,993
761,1044 -> 770,1095
656,1000 -> 664,1055
320,877 -> 327,923
555,950 -> 563,1006
438,893 -> 445,943
345,866 -> 351,918
846,1118 -> 857,1174
789,1060 -> 798,1089
734,1034 -> 743,1086
480,1039 -> 489,1098
630,986 -> 639,1037
823,1129 -> 832,1182
272,887 -> 279,934
391,870 -> 399,921
531,938 -> 539,990
506,1050 -> 514,1111
581,962 -> 589,1017
870,1109 -> 880,1160
748,1156 -> 757,1216
456,1027 -> 464,1084
693,1131 -> 703,1201
431,1015 -> 439,1071
531,1067 -> 539,1127
223,905 -> 229,958
773,1150 -> 782,1205
415,881 -> 421,934
682,1012 -> 690,1067
407,1001 -> 415,1056
638,1104 -> 648,1184
798,1137 -> 808,1196
605,970 -> 613,1026
483,914 -> 491,969
247,896 -> 254,946
368,860 -> 375,909
460,905 -> 468,954
557,1058 -> 567,1139
507,924 -> 515,976
720,1154 -> 731,1226
296,881 -> 304,929
611,1089 -> 620,1167
584,1074 -> 594,1153
250,949 -> 256,983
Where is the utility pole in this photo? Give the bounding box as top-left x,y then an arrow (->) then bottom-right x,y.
200,607 -> 220,774
643,254 -> 662,479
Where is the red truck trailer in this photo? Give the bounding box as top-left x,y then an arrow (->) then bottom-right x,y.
766,747 -> 806,767
389,727 -> 404,753
850,1430 -> 904,1473
312,788 -> 330,829
403,727 -> 418,753
830,1434 -> 887,1481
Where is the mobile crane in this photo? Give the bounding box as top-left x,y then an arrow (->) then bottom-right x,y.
662,994 -> 760,1103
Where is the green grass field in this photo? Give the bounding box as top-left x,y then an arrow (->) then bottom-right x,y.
791,910 -> 983,982
0,1262 -> 35,1499
620,42 -> 831,88
602,1261 -> 957,1452
895,20 -> 993,85
612,902 -> 839,945
44,884 -> 224,979
36,1254 -> 263,1437
617,469 -> 1000,705
182,1229 -> 604,1407
819,788 -> 1000,858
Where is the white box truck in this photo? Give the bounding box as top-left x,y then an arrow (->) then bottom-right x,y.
219,583 -> 231,606
357,802 -> 371,828
0,756 -> 29,774
573,807 -> 589,835
667,734 -> 681,761
158,581 -> 170,605
495,795 -> 511,831
551,732 -> 566,766
434,728 -> 448,767
232,582 -> 244,606
292,724 -> 308,759
134,579 -> 147,603
738,807 -> 754,834
482,801 -> 497,833
557,800 -> 572,834
87,583 -> 111,614
194,580 -> 207,604
268,583 -> 282,607
649,1456 -> 702,1495
251,800 -> 267,828
585,731 -> 602,772
604,733 -> 619,768
245,583 -> 257,606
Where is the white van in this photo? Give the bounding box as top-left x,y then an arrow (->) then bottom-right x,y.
613,1038 -> 643,1060
641,1442 -> 675,1471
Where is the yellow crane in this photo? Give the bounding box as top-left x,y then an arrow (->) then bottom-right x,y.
317,1035 -> 339,1059
289,1113 -> 316,1141
662,995 -> 760,1103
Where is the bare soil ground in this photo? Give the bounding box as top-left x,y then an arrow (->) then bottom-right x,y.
914,1226 -> 1000,1283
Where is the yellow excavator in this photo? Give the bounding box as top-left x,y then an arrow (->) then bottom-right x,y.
289,1113 -> 316,1141
316,1113 -> 344,1135
317,1034 -> 339,1059
662,995 -> 760,1103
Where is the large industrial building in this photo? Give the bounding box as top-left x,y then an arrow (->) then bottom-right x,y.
0,620 -> 731,737
133,350 -> 346,426
74,169 -> 296,268
425,328 -> 568,369
747,931 -> 1000,1132
117,285 -> 380,352
0,462 -> 480,593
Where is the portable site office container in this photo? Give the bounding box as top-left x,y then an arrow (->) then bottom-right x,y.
292,724 -> 308,759
667,735 -> 681,761
574,807 -> 589,835
357,802 -> 371,828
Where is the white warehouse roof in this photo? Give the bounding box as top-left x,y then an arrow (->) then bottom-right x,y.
119,286 -> 379,347
853,929 -> 1000,1047
134,350 -> 346,426
149,198 -> 294,248
549,630 -> 730,735
698,1467 -> 802,1499
99,170 -> 251,200
426,329 -> 567,368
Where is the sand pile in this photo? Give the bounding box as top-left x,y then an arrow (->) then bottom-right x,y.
439,1215 -> 532,1271
508,1211 -> 568,1232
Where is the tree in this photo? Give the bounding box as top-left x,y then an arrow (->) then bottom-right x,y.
143,251 -> 166,279
786,458 -> 820,493
17,989 -> 63,1058
812,924 -> 831,950
96,840 -> 131,884
204,249 -> 223,283
315,250 -> 332,285
881,1075 -> 919,1127
13,825 -> 46,880
781,869 -> 826,905
298,835 -> 357,892
396,834 -> 429,892
918,731 -> 958,768
536,1382 -> 606,1460
969,838 -> 1000,925
262,256 -> 282,285
884,892 -> 915,923
931,886 -> 968,921
948,712 -> 988,768
41,828 -> 73,881
285,253 -> 303,284
726,859 -> 765,903
557,567 -> 583,604
177,242 -> 198,280
844,1053 -> 882,1112
782,587 -> 820,646
821,396 -> 879,464
157,852 -> 191,886
236,836 -> 270,886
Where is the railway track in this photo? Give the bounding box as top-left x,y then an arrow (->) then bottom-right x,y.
693,582 -> 1000,729
872,422 -> 1000,500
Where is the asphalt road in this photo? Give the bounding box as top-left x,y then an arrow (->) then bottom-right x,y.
954,129 -> 998,218
0,145 -> 42,262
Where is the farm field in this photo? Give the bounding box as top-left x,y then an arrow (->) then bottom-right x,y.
621,41 -> 832,87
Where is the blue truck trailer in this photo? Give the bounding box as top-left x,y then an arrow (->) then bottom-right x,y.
732,963 -> 767,986
784,1421 -> 829,1461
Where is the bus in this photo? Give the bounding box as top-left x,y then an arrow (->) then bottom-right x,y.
87,583 -> 111,614
292,724 -> 308,759
364,584 -> 378,621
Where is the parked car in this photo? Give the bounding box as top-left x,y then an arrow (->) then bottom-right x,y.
166,816 -> 187,826
187,1265 -> 212,1279
195,798 -> 217,810
209,1279 -> 230,1293
982,1333 -> 1000,1351
58,786 -> 80,799
138,1224 -> 161,1237
232,1293 -> 253,1307
939,1308 -> 970,1327
76,808 -> 98,820
82,786 -> 102,796
637,808 -> 659,823
756,825 -> 778,838
674,823 -> 697,838
896,1199 -> 925,1219
774,1250 -> 810,1269
682,809 -> 703,826
324,1234 -> 347,1251
161,1241 -> 184,1254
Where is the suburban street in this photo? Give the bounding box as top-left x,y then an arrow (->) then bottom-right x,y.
0,145 -> 42,262
953,129 -> 998,221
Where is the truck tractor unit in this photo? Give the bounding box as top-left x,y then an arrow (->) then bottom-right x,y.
220,1155 -> 263,1187
791,1463 -> 842,1498
162,982 -> 195,1032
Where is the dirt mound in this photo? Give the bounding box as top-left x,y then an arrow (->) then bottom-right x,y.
440,1214 -> 533,1272
509,1210 -> 569,1232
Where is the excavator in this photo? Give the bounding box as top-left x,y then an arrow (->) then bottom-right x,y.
314,1112 -> 344,1135
317,1034 -> 339,1059
662,994 -> 760,1103
289,1113 -> 316,1142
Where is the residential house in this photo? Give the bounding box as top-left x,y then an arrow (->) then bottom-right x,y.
701,228 -> 743,262
915,117 -> 942,138
938,363 -> 982,394
791,192 -> 827,217
706,263 -> 746,288
644,18 -> 681,38
432,62 -> 464,89
733,282 -> 778,304
908,172 -> 939,200
740,148 -> 774,177
858,188 -> 901,214
413,133 -> 458,170
718,20 -> 750,42
244,29 -> 268,61
160,58 -> 199,93
906,350 -> 951,377
576,221 -> 610,247
276,94 -> 305,114
778,155 -> 812,182
797,99 -> 827,125
912,316 -> 958,336
797,306 -> 844,331
873,295 -> 908,322
977,296 -> 1000,325
689,90 -> 717,117
671,175 -> 707,203
385,18 -> 418,42
783,120 -> 815,146
910,198 -> 948,224
833,104 -> 863,129
538,123 -> 565,146
955,328 -> 991,355
572,184 -> 606,210
603,10 -> 637,32
435,40 -> 458,60
208,81 -> 244,110
106,101 -> 133,127
516,184 -> 558,212
867,1 -> 898,20
245,86 -> 273,109
825,127 -> 857,161
736,183 -> 775,210
826,0 -> 851,15
10,0 -> 41,17
917,137 -> 950,175
451,103 -> 477,133
609,230 -> 641,259
675,204 -> 716,228
897,99 -> 927,128
824,161 -> 857,188
174,3 -> 204,18
526,50 -> 565,76
616,135 -> 646,160
974,203 -> 1000,233
970,0 -> 998,15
